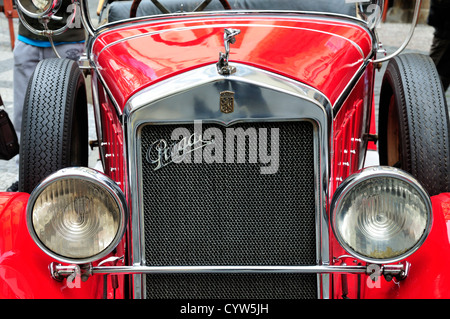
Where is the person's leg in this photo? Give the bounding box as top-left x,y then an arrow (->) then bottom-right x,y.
429,34 -> 450,91
13,41 -> 43,144
8,41 -> 44,191
8,41 -> 85,191
43,42 -> 85,61
14,41 -> 85,140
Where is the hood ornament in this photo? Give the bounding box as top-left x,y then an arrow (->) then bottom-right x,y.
217,28 -> 240,75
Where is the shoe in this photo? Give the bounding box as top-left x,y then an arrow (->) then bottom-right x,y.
6,181 -> 18,192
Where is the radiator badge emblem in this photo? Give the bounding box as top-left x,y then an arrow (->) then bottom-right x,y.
220,91 -> 235,114
217,28 -> 241,75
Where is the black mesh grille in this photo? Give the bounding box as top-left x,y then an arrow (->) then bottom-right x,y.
145,273 -> 318,299
140,121 -> 317,298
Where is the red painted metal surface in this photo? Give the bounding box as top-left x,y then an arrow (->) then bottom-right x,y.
331,63 -> 375,195
362,193 -> 450,299
0,192 -> 106,298
94,73 -> 127,190
92,14 -> 373,109
331,193 -> 450,299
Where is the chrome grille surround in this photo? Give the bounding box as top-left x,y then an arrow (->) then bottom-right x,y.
124,63 -> 332,299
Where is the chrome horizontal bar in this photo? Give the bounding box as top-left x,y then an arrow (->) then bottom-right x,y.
54,264 -> 407,277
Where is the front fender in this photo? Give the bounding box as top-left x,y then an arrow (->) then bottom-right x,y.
0,192 -> 104,298
363,193 -> 450,299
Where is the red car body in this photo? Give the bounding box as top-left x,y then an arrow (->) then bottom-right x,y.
2,0 -> 450,300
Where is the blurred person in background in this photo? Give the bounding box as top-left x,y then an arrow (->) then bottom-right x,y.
7,0 -> 85,192
428,0 -> 450,92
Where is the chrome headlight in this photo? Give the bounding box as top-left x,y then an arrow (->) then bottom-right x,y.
331,166 -> 432,263
27,167 -> 127,264
16,0 -> 61,18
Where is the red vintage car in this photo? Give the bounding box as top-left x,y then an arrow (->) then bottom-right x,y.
1,0 -> 450,302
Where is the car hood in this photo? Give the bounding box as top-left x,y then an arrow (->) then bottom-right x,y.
93,14 -> 373,109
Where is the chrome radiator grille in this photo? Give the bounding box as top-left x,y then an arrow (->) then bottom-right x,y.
139,121 -> 318,298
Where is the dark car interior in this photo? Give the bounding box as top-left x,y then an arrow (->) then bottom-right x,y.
106,0 -> 357,23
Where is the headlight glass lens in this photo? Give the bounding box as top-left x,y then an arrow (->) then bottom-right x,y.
17,0 -> 55,18
333,172 -> 431,262
31,0 -> 51,12
31,176 -> 122,262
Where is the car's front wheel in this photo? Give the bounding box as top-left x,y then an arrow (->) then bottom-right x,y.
378,53 -> 450,196
19,58 -> 88,193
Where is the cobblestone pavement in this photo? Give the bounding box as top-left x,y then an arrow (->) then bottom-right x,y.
0,15 -> 448,191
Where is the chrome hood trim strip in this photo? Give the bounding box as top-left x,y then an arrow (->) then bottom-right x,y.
127,63 -> 332,115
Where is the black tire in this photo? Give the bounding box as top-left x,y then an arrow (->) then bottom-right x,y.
19,58 -> 88,193
378,53 -> 450,196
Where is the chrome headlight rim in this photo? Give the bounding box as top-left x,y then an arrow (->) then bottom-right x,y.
26,167 -> 128,264
331,166 -> 432,264
16,0 -> 62,19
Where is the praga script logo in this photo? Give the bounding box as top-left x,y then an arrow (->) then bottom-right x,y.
145,121 -> 279,174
